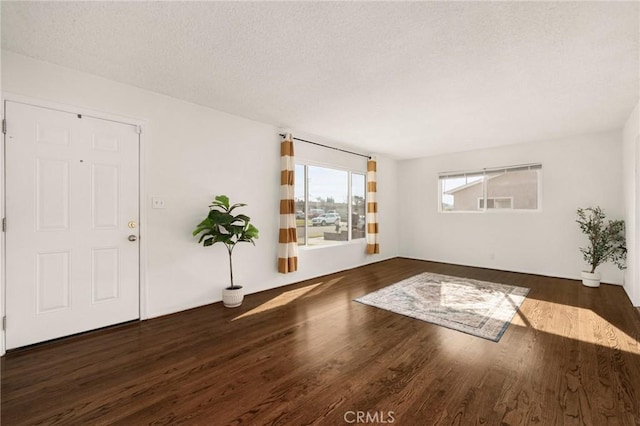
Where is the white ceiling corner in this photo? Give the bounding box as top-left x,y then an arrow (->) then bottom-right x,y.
2,1 -> 638,159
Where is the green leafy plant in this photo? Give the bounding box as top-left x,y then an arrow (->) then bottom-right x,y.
576,206 -> 626,273
193,195 -> 259,289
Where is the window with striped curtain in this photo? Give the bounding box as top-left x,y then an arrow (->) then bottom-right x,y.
278,134 -> 298,273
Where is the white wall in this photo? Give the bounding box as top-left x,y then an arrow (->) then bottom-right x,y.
0,51 -> 399,326
622,101 -> 640,306
398,131 -> 625,284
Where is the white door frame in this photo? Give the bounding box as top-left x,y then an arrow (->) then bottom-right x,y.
0,93 -> 149,356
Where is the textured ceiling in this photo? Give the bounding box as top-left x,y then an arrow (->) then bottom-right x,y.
2,2 -> 638,159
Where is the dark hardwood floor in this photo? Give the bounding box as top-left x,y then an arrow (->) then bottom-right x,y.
2,258 -> 640,425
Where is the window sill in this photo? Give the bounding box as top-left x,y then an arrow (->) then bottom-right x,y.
298,238 -> 366,251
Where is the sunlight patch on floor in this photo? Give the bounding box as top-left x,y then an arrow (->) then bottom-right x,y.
232,277 -> 344,321
512,299 -> 640,354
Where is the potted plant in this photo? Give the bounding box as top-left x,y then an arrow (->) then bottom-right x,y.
193,195 -> 259,307
576,206 -> 626,287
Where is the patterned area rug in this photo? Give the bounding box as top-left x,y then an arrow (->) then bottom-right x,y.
355,272 -> 530,342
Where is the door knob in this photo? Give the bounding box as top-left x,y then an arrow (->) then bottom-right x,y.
128,235 -> 138,242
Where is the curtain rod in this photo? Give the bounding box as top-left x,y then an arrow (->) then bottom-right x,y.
279,133 -> 371,159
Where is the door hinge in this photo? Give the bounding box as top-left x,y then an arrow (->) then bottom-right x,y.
2,218 -> 5,232
135,125 -> 142,135
2,118 -> 6,134
2,316 -> 6,331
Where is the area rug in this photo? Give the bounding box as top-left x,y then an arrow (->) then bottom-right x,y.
354,272 -> 529,342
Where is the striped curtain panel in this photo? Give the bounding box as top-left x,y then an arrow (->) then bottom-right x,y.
278,134 -> 299,273
366,159 -> 380,254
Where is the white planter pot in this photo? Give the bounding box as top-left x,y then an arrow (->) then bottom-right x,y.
581,271 -> 601,288
222,286 -> 244,308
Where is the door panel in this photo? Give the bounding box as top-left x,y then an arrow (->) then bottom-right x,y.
36,158 -> 70,231
91,247 -> 120,303
36,251 -> 71,313
92,163 -> 120,229
5,101 -> 140,349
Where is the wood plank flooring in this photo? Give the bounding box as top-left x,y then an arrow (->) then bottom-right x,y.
2,258 -> 640,425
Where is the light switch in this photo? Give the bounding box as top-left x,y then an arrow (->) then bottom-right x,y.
152,197 -> 166,209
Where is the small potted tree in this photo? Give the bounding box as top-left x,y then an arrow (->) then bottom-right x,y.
193,195 -> 259,307
576,206 -> 626,287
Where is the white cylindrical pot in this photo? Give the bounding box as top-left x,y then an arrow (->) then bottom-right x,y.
581,271 -> 601,288
222,286 -> 244,308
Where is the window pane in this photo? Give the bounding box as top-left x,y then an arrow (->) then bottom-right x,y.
441,175 -> 484,211
485,170 -> 538,210
307,166 -> 348,246
294,164 -> 306,244
351,173 -> 365,239
494,198 -> 512,209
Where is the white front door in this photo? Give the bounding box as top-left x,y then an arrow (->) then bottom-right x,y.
5,101 -> 140,349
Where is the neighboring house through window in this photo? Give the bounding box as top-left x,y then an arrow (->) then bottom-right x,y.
440,164 -> 541,212
478,197 -> 513,209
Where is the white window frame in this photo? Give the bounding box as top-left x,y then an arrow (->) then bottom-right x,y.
295,160 -> 366,247
438,163 -> 542,213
